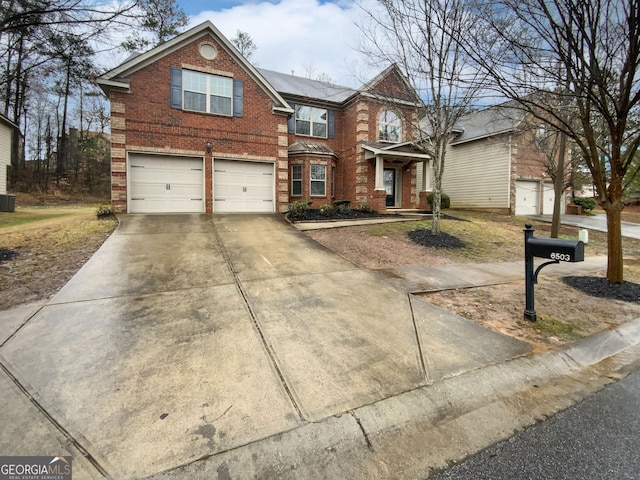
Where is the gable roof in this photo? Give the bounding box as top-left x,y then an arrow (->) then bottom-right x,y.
96,21 -> 293,115
0,113 -> 18,130
258,68 -> 358,105
360,64 -> 423,106
450,103 -> 527,145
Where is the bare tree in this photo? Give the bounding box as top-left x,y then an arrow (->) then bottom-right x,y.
358,0 -> 489,233
122,0 -> 188,51
230,30 -> 257,60
468,0 -> 640,284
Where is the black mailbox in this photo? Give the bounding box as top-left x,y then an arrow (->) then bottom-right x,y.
526,237 -> 584,262
523,224 -> 585,322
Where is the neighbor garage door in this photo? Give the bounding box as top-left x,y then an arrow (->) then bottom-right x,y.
129,154 -> 204,213
515,180 -> 540,216
213,160 -> 274,212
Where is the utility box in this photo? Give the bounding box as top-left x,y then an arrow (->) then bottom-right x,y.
525,237 -> 584,262
0,194 -> 15,212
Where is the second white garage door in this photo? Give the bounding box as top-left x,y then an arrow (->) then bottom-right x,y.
213,160 -> 275,213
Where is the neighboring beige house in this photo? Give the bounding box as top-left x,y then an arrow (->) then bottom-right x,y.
428,105 -> 566,215
0,113 -> 17,195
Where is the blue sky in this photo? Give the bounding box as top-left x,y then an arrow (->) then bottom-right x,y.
178,0 -> 372,87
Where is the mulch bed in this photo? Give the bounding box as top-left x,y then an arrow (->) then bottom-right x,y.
0,248 -> 19,262
563,276 -> 640,303
290,208 -> 400,222
407,230 -> 466,249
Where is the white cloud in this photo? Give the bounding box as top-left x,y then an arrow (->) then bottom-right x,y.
188,0 -> 374,88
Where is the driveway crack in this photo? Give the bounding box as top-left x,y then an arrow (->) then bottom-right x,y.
212,223 -> 305,422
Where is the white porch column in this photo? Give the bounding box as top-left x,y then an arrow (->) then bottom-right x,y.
421,160 -> 430,191
375,155 -> 385,190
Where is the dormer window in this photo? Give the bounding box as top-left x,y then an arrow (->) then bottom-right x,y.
379,110 -> 402,142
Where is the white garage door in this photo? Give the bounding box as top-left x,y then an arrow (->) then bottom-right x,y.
542,183 -> 565,215
515,181 -> 540,216
213,160 -> 274,213
129,154 -> 204,213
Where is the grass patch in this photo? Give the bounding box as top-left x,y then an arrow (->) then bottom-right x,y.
0,209 -> 77,229
529,316 -> 585,342
360,210 -> 640,264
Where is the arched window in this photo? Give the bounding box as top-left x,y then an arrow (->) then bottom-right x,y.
379,110 -> 402,142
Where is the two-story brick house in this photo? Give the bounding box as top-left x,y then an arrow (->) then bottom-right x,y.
97,21 -> 431,214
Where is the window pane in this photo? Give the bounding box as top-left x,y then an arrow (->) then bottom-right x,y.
184,91 -> 206,111
311,181 -> 325,196
210,76 -> 233,97
292,165 -> 302,196
295,105 -> 311,120
210,95 -> 232,115
296,120 -> 310,135
311,107 -> 327,122
312,123 -> 327,137
379,109 -> 402,142
310,165 -> 326,180
183,70 -> 207,92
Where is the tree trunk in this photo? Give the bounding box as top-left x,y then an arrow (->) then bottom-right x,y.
604,203 -> 624,284
551,131 -> 566,238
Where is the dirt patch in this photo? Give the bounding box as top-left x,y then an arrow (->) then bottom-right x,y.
0,208 -> 117,309
420,276 -> 640,353
306,211 -> 640,351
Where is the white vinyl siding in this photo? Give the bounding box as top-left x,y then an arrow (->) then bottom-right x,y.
441,139 -> 511,210
0,122 -> 12,195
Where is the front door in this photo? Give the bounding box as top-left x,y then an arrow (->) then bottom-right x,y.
384,168 -> 396,207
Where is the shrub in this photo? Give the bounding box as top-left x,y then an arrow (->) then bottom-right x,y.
336,202 -> 352,214
288,199 -> 312,219
573,197 -> 596,212
427,192 -> 451,209
333,199 -> 351,208
319,204 -> 337,216
359,203 -> 377,214
96,204 -> 114,218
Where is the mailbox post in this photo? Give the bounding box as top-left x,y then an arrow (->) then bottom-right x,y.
524,224 -> 584,321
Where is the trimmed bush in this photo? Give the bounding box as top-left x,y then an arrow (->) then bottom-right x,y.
319,204 -> 337,216
427,192 -> 451,209
96,204 -> 114,218
573,197 -> 596,212
359,203 -> 377,214
288,199 -> 313,219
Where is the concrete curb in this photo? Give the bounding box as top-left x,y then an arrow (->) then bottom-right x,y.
149,317 -> 640,479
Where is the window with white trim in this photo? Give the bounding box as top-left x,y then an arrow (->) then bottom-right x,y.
310,165 -> 326,196
292,164 -> 302,196
295,105 -> 328,137
183,70 -> 233,116
379,110 -> 402,142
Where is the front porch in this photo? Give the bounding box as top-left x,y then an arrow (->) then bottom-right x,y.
363,142 -> 432,212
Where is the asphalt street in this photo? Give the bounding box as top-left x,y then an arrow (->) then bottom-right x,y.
431,367 -> 640,480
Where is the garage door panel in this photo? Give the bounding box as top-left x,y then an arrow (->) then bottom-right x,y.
515,181 -> 540,216
129,155 -> 204,213
213,160 -> 275,213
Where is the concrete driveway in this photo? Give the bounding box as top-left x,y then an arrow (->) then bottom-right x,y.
0,214 -> 529,478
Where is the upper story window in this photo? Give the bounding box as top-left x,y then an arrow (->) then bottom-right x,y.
295,105 -> 328,137
170,67 -> 243,117
379,110 -> 402,142
288,102 -> 335,139
183,70 -> 233,115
